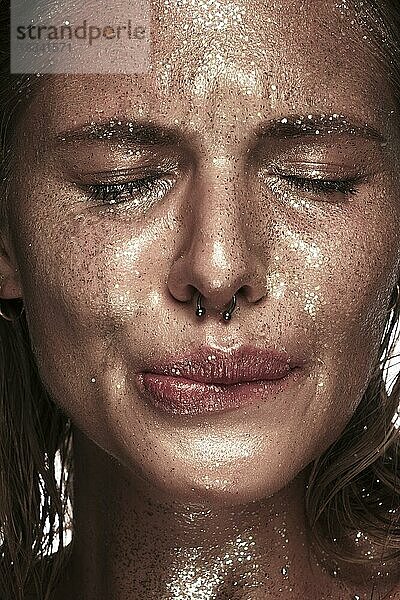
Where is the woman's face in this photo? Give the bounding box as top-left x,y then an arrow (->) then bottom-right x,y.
4,0 -> 400,504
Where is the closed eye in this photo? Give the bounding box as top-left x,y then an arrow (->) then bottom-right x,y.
85,173 -> 175,207
279,174 -> 360,196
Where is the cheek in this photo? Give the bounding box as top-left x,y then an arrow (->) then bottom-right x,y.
10,207 -> 171,427
292,196 -> 399,442
15,210 -> 167,327
316,198 -> 398,362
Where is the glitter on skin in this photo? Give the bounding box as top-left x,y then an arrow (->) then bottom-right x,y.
3,0 -> 400,598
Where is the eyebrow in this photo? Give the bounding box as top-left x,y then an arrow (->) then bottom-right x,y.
54,113 -> 387,147
55,120 -> 181,146
256,113 -> 387,143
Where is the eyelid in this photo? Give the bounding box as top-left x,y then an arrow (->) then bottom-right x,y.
256,160 -> 369,202
85,173 -> 176,209
268,160 -> 369,180
71,154 -> 182,186
257,161 -> 369,195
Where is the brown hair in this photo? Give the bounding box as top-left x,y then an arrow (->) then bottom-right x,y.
0,0 -> 399,598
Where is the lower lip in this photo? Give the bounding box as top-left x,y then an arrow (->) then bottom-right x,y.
137,371 -> 299,416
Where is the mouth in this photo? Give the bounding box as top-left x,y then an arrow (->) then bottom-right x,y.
136,344 -> 305,416
137,370 -> 301,416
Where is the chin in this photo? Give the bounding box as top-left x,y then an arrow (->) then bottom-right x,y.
118,450 -> 306,508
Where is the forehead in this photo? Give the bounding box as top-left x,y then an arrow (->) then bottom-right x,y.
25,0 -> 397,143
149,0 -> 386,102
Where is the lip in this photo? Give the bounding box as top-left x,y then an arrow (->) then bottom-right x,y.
137,344 -> 306,416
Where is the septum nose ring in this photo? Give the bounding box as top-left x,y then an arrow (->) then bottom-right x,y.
195,292 -> 237,321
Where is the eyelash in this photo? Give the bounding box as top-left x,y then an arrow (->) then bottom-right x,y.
85,170 -> 360,208
281,174 -> 358,196
86,174 -> 174,206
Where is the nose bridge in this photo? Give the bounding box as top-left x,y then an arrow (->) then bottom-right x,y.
183,151 -> 264,309
196,154 -> 241,238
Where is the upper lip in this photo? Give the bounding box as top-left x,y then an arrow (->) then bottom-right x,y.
143,344 -> 305,385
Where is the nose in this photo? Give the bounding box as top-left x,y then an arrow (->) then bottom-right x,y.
167,155 -> 268,319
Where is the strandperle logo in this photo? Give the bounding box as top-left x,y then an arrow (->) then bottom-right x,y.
10,0 -> 151,74
15,19 -> 146,46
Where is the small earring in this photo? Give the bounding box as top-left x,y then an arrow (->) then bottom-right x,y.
388,282 -> 399,311
0,299 -> 25,322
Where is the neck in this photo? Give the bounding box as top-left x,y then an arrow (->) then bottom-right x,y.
55,428 -> 362,600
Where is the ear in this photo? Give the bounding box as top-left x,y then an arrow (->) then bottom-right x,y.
0,229 -> 23,300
